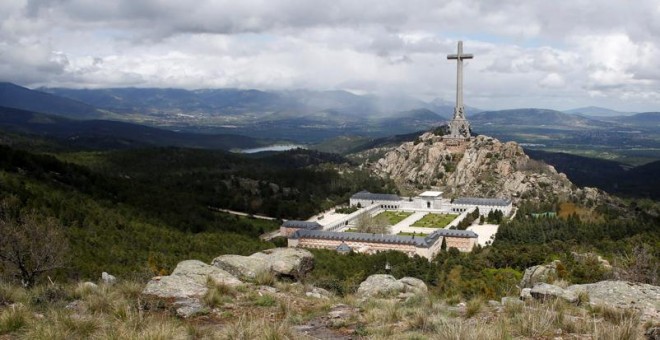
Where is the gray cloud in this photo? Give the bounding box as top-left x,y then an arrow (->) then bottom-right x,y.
0,0 -> 659,111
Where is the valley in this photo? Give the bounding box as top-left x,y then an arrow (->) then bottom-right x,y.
0,87 -> 657,339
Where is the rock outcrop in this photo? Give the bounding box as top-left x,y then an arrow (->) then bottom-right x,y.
212,248 -> 314,281
529,283 -> 578,303
521,280 -> 660,322
370,133 -> 606,202
356,274 -> 428,298
566,280 -> 660,322
142,260 -> 242,318
520,260 -> 561,288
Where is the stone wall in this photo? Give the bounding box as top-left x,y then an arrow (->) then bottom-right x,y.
293,237 -> 420,258
445,236 -> 476,252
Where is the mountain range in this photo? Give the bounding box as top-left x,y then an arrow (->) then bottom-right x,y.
0,82 -> 658,164
563,106 -> 635,117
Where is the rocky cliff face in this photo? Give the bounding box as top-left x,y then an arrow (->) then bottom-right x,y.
370,132 -> 603,202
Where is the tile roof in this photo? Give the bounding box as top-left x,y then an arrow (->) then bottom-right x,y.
453,197 -> 512,207
291,229 -> 441,248
281,220 -> 323,230
336,242 -> 352,252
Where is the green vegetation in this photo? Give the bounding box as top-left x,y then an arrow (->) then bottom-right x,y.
374,210 -> 413,225
412,213 -> 458,228
455,208 -> 481,230
0,144 -> 395,282
335,206 -> 359,214
354,213 -> 390,234
397,231 -> 429,236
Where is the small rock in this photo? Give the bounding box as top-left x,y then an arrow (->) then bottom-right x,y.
328,304 -> 359,319
82,282 -> 98,290
174,298 -> 205,318
306,292 -> 327,299
306,287 -> 332,299
520,288 -> 532,300
101,272 -> 117,285
65,300 -> 85,313
645,326 -> 659,340
488,300 -> 501,307
501,297 -> 523,306
259,286 -> 278,294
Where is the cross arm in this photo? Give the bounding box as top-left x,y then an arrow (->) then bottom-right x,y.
447,54 -> 473,60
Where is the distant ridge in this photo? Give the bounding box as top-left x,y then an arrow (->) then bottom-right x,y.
0,106 -> 264,150
564,106 -> 635,117
0,82 -> 102,119
470,108 -> 612,128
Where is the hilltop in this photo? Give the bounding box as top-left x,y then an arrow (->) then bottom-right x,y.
369,131 -> 609,205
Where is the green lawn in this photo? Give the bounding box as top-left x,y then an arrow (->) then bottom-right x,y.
412,213 -> 459,228
397,231 -> 429,236
374,211 -> 413,225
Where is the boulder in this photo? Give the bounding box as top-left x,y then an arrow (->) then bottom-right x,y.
529,283 -> 578,303
520,288 -> 533,300
212,247 -> 314,281
520,260 -> 561,288
251,248 -> 314,279
101,272 -> 117,285
142,259 -> 242,318
566,280 -> 660,322
356,274 -> 428,298
171,260 -> 242,287
142,275 -> 207,300
357,274 -> 405,298
398,277 -> 428,294
211,255 -> 270,281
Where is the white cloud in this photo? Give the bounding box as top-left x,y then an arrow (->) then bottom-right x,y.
0,0 -> 659,111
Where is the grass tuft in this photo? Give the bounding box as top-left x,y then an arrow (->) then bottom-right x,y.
465,297 -> 483,318
0,304 -> 30,335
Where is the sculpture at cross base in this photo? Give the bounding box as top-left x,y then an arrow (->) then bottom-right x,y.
446,41 -> 473,140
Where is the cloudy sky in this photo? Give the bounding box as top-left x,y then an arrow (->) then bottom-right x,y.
1,0 -> 660,111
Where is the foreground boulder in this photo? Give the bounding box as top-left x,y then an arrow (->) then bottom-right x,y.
529,283 -> 578,303
520,260 -> 561,288
357,274 -> 428,298
142,260 -> 242,318
212,248 -> 314,281
566,280 -> 660,322
522,280 -> 660,322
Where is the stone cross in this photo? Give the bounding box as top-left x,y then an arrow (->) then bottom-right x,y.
446,41 -> 473,138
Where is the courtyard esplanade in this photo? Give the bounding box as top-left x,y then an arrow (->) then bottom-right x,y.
349,190 -> 402,209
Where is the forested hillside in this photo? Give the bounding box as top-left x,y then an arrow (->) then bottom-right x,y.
0,144 -> 395,283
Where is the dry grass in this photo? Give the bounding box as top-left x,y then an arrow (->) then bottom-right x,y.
0,304 -> 30,335
0,280 -> 647,340
253,270 -> 276,286
465,297 -> 483,318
